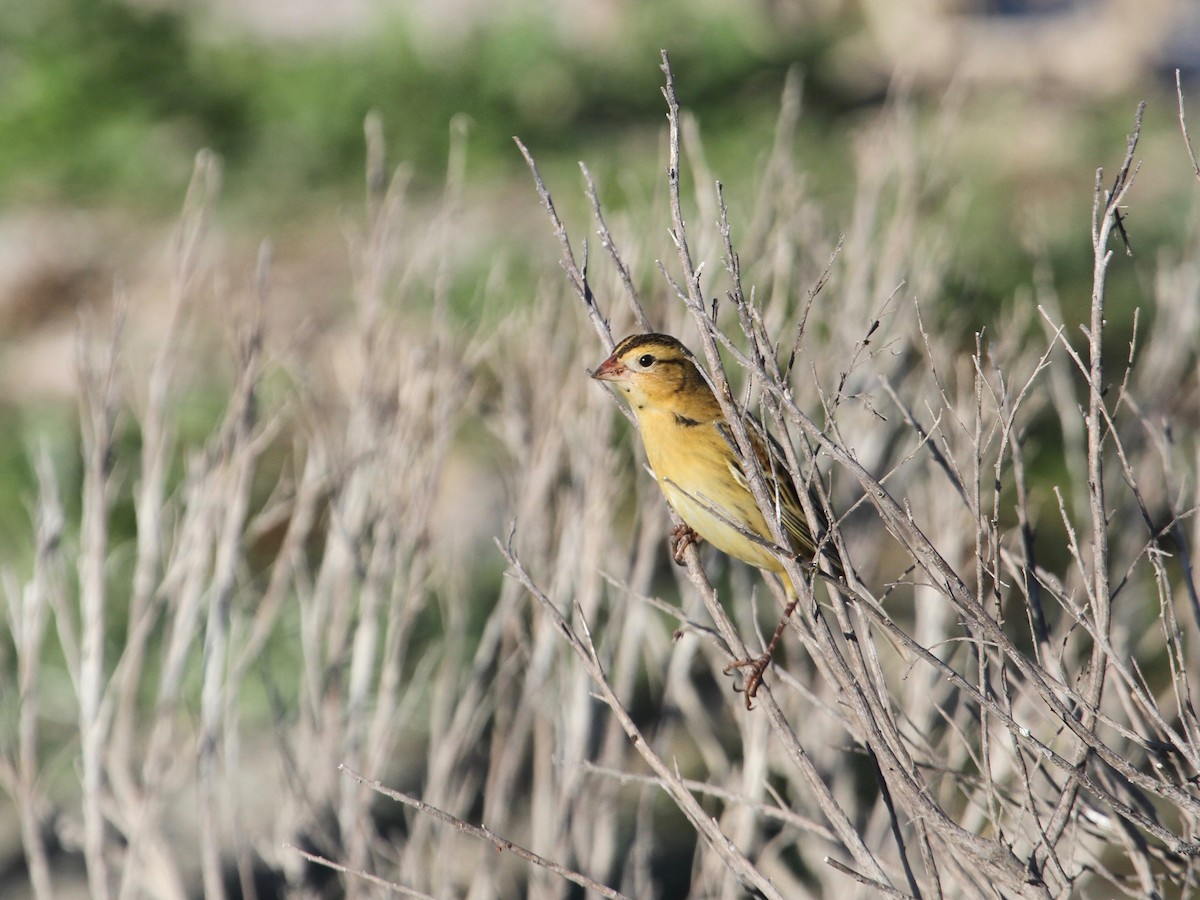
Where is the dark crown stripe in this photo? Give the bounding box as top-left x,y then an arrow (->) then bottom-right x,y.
613,333 -> 685,357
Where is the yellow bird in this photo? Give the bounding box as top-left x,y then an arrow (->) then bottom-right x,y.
593,333 -> 839,704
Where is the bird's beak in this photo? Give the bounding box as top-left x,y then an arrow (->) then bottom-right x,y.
591,353 -> 626,382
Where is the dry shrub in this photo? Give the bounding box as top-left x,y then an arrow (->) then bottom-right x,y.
4,56 -> 1200,900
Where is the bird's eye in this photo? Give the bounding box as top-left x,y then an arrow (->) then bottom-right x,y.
637,353 -> 655,368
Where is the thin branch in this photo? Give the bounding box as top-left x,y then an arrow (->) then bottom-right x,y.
514,136 -> 612,351
824,857 -> 918,899
343,768 -> 631,899
285,843 -> 436,900
1176,70 -> 1200,185
580,161 -> 651,333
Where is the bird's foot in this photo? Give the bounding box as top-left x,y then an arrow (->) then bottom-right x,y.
724,594 -> 801,710
724,653 -> 774,710
669,523 -> 702,565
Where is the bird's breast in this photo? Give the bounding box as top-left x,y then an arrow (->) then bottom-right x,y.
639,411 -> 782,573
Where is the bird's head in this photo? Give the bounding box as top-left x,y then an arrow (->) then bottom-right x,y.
592,333 -> 715,414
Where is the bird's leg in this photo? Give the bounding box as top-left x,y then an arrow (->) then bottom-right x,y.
724,592 -> 801,710
669,523 -> 702,565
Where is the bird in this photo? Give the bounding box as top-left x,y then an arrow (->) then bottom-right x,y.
592,332 -> 840,706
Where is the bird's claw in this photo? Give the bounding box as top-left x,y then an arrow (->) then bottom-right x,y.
724,653 -> 774,710
669,524 -> 701,565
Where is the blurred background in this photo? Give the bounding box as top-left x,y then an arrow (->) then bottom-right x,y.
4,0 -> 1200,896
5,0 -> 1200,389
6,0 -> 1199,560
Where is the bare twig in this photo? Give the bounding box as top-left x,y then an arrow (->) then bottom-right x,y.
514,136 -> 612,351
580,162 -> 651,333
342,767 -> 631,900
824,857 -> 917,899
285,844 -> 436,900
1177,70 -> 1200,185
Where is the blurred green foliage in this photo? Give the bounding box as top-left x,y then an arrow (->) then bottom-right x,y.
3,0 -> 1180,333
0,0 -> 848,211
0,0 -> 246,201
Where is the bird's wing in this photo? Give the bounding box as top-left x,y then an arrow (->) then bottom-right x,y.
715,416 -> 820,561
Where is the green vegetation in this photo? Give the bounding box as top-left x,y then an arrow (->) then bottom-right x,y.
0,0 -> 842,210
3,0 -> 1184,332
